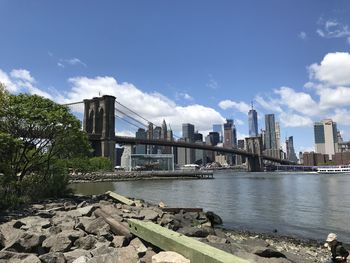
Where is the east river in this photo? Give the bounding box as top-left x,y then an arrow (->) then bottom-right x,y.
70,171 -> 350,243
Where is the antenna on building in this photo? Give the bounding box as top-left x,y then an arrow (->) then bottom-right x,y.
98,91 -> 101,96
251,101 -> 254,110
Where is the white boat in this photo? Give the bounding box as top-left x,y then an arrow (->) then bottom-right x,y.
317,165 -> 350,174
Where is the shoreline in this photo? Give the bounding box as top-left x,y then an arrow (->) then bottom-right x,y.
0,193 -> 338,263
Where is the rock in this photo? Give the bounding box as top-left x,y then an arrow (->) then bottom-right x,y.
12,221 -> 25,229
205,211 -> 223,226
117,245 -> 139,263
111,235 -> 127,248
5,232 -> 46,253
51,213 -> 76,231
152,251 -> 190,263
90,244 -> 116,257
74,235 -> 97,250
39,252 -> 66,263
18,216 -> 51,231
178,226 -> 210,237
0,232 -> 5,250
42,231 -> 75,252
206,234 -> 227,244
77,201 -> 88,208
254,248 -> 287,258
72,255 -> 90,263
139,209 -> 159,221
130,237 -> 147,257
0,222 -> 25,247
139,250 -> 157,263
0,251 -> 41,263
84,217 -> 110,236
159,214 -> 174,226
88,250 -> 119,263
76,205 -> 96,217
64,249 -> 91,263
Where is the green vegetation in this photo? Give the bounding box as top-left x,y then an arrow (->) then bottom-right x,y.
0,83 -> 112,209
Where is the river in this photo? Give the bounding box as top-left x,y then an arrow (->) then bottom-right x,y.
70,171 -> 350,243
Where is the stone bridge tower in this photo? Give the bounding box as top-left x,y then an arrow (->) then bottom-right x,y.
245,136 -> 263,172
83,95 -> 116,166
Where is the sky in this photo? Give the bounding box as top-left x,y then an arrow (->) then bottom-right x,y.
1,0 -> 350,153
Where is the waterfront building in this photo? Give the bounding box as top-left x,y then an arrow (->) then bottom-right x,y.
194,141 -> 206,165
208,132 -> 220,146
286,136 -> 298,162
135,128 -> 147,154
152,126 -> 162,154
248,105 -> 258,137
177,138 -> 195,165
213,124 -> 223,143
147,122 -> 154,154
314,119 -> 339,160
303,152 -> 329,166
223,119 -> 236,165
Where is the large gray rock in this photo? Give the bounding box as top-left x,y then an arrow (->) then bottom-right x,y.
84,217 -> 110,236
0,221 -> 25,247
159,214 -> 174,226
72,256 -> 90,263
5,232 -> 46,253
42,231 -> 75,252
117,245 -> 139,263
139,209 -> 159,221
75,205 -> 97,217
111,235 -> 127,248
152,251 -> 190,263
88,250 -> 119,263
206,234 -> 227,244
90,244 -> 116,257
129,237 -> 147,257
0,232 -> 5,250
39,252 -> 66,263
17,216 -> 51,232
64,249 -> 91,263
139,250 -> 157,263
0,251 -> 41,263
74,235 -> 97,250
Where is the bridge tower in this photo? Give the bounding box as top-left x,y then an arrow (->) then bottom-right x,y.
83,95 -> 116,166
245,136 -> 263,172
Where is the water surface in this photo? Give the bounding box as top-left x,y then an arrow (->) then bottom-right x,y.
71,171 -> 350,243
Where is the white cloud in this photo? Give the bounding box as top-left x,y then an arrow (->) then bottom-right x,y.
66,76 -> 225,134
318,86 -> 350,109
0,69 -> 17,92
235,119 -> 244,126
218,100 -> 250,113
176,92 -> 193,101
255,95 -> 282,113
298,31 -> 307,39
331,108 -> 350,126
316,19 -> 350,41
274,86 -> 319,116
308,52 -> 350,86
279,112 -> 313,127
10,69 -> 35,83
57,57 -> 87,68
206,74 -> 219,90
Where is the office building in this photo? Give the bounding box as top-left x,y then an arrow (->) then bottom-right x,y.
314,119 -> 338,160
286,136 -> 298,162
275,122 -> 281,150
182,123 -> 195,142
208,132 -> 220,146
248,106 -> 258,137
213,124 -> 223,142
135,128 -> 147,154
264,114 -> 279,158
194,131 -> 203,142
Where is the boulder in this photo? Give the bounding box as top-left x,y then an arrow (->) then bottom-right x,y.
139,250 -> 157,263
254,248 -> 287,258
42,232 -> 75,252
152,251 -> 190,263
88,250 -> 119,263
159,214 -> 174,226
5,232 -> 46,253
205,211 -> 223,226
111,235 -> 127,248
76,205 -> 97,217
0,222 -> 25,247
39,252 -> 66,263
63,249 -> 91,263
0,251 -> 41,263
139,209 -> 159,221
129,237 -> 148,257
74,235 -> 97,250
116,245 -> 139,263
90,244 -> 116,257
0,232 -> 5,250
72,255 -> 90,263
84,217 -> 110,236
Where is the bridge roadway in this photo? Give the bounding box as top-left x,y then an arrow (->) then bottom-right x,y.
103,135 -> 293,165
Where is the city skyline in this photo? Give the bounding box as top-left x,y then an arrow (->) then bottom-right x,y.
1,1 -> 350,154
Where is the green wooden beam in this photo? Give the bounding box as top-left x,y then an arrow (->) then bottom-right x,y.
128,219 -> 249,263
106,191 -> 135,206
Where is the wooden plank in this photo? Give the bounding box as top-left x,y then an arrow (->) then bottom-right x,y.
106,191 -> 135,206
128,219 -> 249,263
94,208 -> 132,240
161,207 -> 203,213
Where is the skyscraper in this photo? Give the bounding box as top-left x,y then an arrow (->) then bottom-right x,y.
223,119 -> 233,148
248,106 -> 258,137
213,124 -> 223,143
286,136 -> 298,162
182,123 -> 195,142
275,121 -> 281,150
135,128 -> 147,154
265,114 -> 277,150
314,119 -> 338,159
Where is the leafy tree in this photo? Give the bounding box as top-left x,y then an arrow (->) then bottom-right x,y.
89,157 -> 113,171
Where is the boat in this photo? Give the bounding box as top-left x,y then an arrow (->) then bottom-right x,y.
316,165 -> 350,174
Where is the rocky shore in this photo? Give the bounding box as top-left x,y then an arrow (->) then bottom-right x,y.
0,193 -> 333,263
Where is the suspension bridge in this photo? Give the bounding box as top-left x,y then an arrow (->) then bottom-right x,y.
63,95 -> 294,172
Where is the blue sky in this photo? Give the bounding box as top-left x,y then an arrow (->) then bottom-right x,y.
1,1 -> 350,153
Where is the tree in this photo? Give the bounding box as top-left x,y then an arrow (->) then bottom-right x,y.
0,89 -> 92,203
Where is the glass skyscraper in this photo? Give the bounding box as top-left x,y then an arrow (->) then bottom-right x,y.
213,124 -> 223,143
248,108 -> 258,137
264,114 -> 277,150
